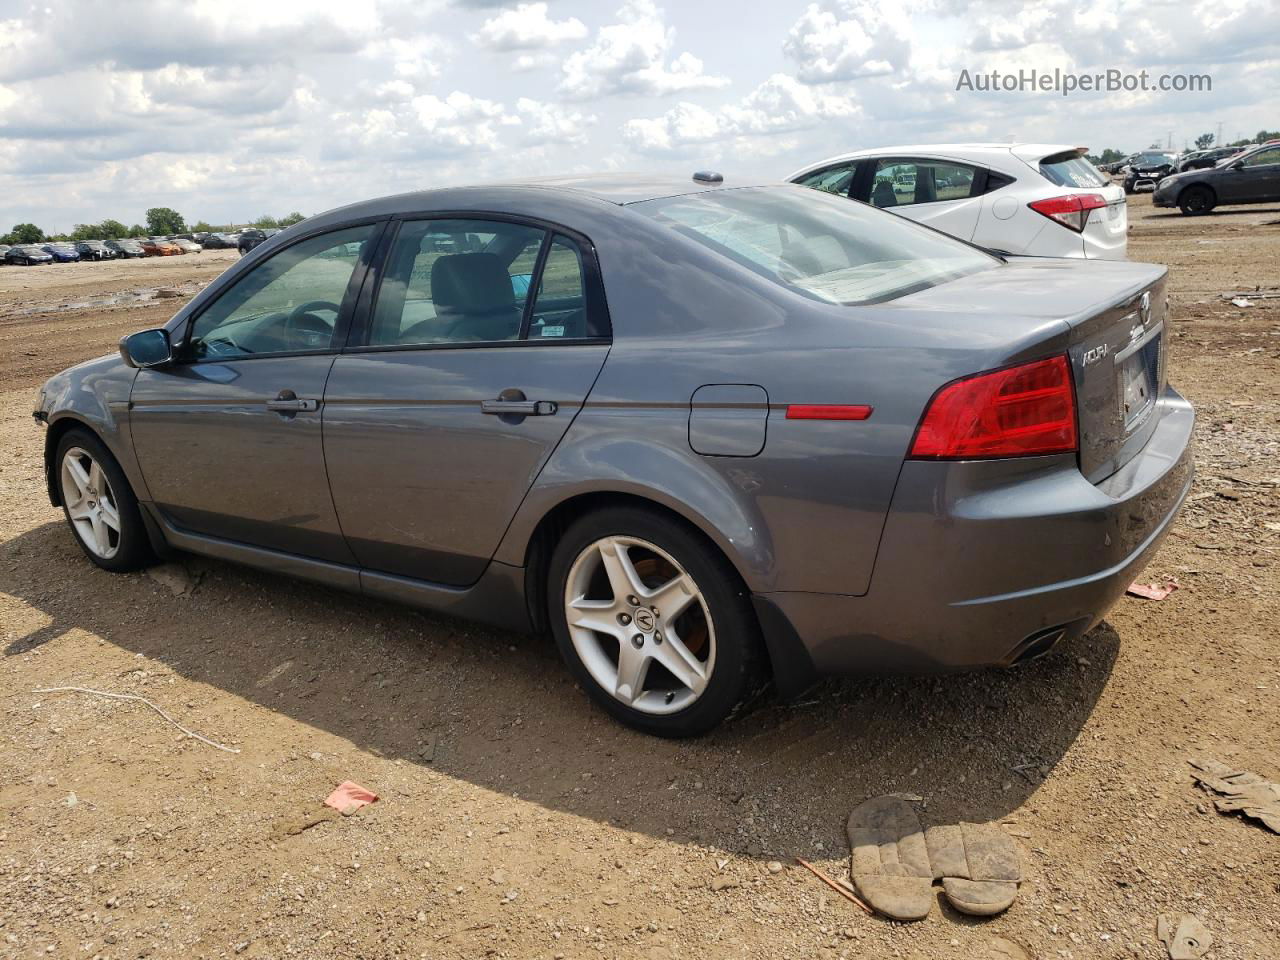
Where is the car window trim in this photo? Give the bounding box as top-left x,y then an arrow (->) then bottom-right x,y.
177,217 -> 389,365
344,210 -> 613,352
518,232 -> 554,341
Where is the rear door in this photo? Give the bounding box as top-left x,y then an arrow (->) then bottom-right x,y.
323,217 -> 611,586
858,157 -> 984,240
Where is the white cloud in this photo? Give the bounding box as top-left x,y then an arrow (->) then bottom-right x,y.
782,0 -> 909,84
515,98 -> 597,145
624,74 -> 859,151
560,0 -> 728,98
474,3 -> 587,51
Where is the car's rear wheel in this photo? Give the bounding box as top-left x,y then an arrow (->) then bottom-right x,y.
55,429 -> 156,572
547,507 -> 765,737
1179,186 -> 1215,216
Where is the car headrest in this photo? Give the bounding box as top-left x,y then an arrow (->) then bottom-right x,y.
872,180 -> 897,207
431,253 -> 514,313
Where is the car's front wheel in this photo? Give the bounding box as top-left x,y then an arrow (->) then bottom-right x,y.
547,507 -> 765,737
55,429 -> 156,572
1179,186 -> 1215,216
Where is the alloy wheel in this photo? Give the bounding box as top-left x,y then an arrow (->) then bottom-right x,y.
60,447 -> 121,559
563,535 -> 715,716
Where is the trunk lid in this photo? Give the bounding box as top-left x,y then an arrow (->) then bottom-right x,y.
891,257 -> 1168,482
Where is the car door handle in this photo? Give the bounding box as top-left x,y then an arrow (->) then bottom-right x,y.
481,399 -> 558,416
266,390 -> 319,413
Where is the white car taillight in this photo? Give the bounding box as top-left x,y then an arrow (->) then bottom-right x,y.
1027,193 -> 1109,233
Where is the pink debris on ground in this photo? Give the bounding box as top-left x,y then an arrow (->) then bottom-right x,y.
1126,580 -> 1179,601
324,781 -> 378,815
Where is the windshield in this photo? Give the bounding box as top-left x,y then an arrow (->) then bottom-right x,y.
632,186 -> 998,305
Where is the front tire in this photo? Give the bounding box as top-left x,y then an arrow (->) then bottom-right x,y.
55,429 -> 156,572
547,507 -> 765,737
1179,186 -> 1215,216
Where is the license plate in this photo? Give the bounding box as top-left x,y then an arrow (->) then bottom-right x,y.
1120,331 -> 1161,428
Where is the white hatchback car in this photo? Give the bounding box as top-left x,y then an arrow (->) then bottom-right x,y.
788,144 -> 1127,260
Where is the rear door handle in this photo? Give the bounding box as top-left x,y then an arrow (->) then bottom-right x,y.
266,390 -> 319,413
481,399 -> 557,416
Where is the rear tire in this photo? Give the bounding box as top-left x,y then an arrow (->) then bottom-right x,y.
547,507 -> 765,738
1178,186 -> 1215,216
55,429 -> 156,573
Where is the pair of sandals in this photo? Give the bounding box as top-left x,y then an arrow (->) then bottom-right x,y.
848,795 -> 1021,921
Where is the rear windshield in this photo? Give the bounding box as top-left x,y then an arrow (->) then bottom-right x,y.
632,186 -> 997,305
1039,152 -> 1108,188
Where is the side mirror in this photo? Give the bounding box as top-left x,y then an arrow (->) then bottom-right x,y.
1229,160 -> 1245,170
119,328 -> 173,369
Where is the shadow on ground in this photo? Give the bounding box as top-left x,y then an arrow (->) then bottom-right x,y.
3,520 -> 1119,858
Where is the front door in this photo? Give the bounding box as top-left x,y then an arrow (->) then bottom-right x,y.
1220,147 -> 1280,203
129,223 -> 381,562
324,217 -> 611,586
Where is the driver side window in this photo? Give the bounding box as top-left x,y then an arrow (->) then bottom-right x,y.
188,225 -> 376,360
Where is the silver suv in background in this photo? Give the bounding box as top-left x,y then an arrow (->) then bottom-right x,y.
789,143 -> 1127,260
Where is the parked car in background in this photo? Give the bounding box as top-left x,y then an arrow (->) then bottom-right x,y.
41,243 -> 81,263
75,240 -> 112,261
0,244 -> 9,257
5,245 -> 54,265
1154,142 -> 1280,215
1177,146 -> 1249,172
201,233 -> 237,249
106,239 -> 146,258
789,143 -> 1127,259
140,238 -> 182,256
1122,152 -> 1178,193
34,174 -> 1192,735
172,239 -> 203,254
237,228 -> 278,255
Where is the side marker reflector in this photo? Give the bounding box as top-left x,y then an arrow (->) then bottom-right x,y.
785,404 -> 873,421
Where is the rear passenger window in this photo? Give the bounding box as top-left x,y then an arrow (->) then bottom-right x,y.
796,164 -> 857,196
529,236 -> 591,339
366,221 -> 607,347
369,219 -> 543,346
868,159 -> 977,208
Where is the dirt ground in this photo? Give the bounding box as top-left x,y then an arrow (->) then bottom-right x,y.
1,200 -> 1277,960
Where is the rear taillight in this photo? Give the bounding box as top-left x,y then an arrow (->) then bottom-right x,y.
909,355 -> 1078,459
1028,193 -> 1109,233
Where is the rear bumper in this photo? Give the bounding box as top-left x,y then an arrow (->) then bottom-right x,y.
758,387 -> 1194,679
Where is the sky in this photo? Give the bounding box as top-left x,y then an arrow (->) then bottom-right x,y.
1,0 -> 1276,232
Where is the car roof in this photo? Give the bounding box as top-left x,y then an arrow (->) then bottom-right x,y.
306,174 -> 763,229
786,143 -> 1085,180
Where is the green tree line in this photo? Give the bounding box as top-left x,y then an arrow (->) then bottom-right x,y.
2,208 -> 307,245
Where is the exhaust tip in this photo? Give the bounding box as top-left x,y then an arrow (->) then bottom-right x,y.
1003,626 -> 1067,667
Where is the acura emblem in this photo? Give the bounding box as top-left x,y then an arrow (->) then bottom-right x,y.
1139,291 -> 1151,325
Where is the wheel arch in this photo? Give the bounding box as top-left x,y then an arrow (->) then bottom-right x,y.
517,490 -> 819,699
44,415 -> 99,507
1177,181 -> 1217,209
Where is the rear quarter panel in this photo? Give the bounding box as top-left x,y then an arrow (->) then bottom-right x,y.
495,208 -> 1077,597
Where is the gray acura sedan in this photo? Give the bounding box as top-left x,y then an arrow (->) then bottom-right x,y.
34,174 -> 1193,736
